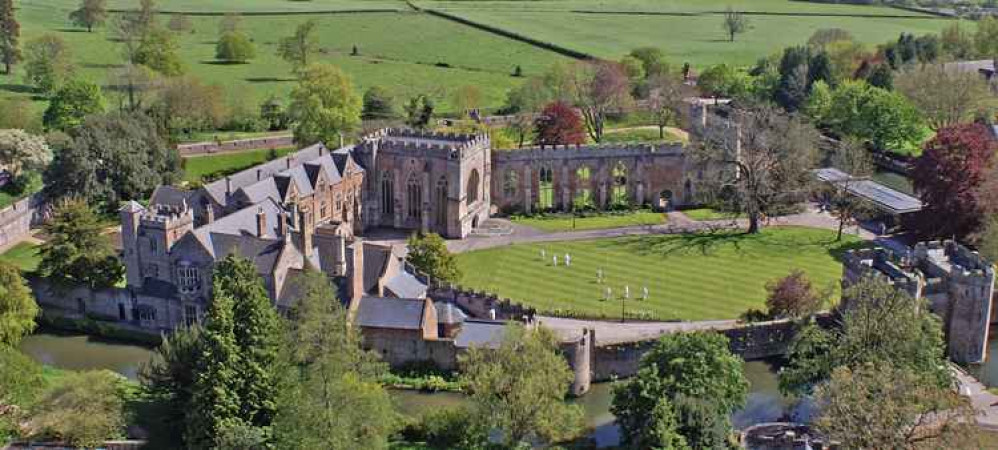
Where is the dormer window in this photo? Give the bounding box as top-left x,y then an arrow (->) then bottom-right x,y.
177,261 -> 201,294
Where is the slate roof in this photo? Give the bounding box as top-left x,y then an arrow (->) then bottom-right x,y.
815,168 -> 923,215
454,320 -> 506,349
435,301 -> 468,325
149,186 -> 191,208
201,142 -> 328,206
355,296 -> 426,330
192,198 -> 286,243
362,244 -> 392,293
384,271 -> 427,299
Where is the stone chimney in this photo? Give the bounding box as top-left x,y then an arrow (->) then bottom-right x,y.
277,210 -> 288,237
300,206 -> 313,258
204,203 -> 214,225
256,207 -> 266,237
347,239 -> 366,316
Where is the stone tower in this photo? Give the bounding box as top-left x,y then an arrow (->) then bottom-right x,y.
135,203 -> 195,284
120,201 -> 146,288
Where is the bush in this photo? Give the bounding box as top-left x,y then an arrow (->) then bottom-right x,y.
215,32 -> 256,63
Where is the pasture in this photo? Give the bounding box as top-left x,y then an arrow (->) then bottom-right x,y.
454,226 -> 863,321
181,147 -> 295,183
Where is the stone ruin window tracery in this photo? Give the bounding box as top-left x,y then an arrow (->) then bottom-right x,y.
467,169 -> 480,206
538,167 -> 554,210
406,173 -> 422,221
503,170 -> 518,199
575,166 -> 593,208
612,161 -> 629,206
380,171 -> 394,216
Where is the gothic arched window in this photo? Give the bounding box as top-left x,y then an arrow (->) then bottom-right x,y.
467,169 -> 480,206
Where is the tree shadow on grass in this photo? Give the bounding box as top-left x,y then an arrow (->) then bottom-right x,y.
82,62 -> 124,69
608,230 -> 749,258
245,76 -> 294,83
201,60 -> 251,66
0,83 -> 36,95
55,28 -> 88,33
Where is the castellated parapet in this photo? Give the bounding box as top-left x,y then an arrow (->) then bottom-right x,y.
842,240 -> 996,364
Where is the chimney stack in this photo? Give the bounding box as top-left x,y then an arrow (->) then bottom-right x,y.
277,210 -> 288,236
300,207 -> 314,258
256,207 -> 266,237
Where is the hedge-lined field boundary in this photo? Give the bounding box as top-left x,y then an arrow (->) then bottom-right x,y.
106,8 -> 403,16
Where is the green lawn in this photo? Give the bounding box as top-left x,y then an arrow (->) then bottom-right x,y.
8,2 -> 572,115
454,226 -> 864,321
182,147 -> 296,183
600,127 -> 685,145
419,0 -> 959,66
681,208 -> 746,221
512,210 -> 665,232
0,241 -> 42,273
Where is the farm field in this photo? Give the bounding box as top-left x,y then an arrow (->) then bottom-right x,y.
511,210 -> 666,232
423,5 -> 958,65
6,2 -> 572,114
421,0 -> 935,16
454,226 -> 863,321
28,0 -> 407,13
182,146 -> 295,183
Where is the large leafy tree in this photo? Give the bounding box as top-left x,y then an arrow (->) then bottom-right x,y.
287,63 -> 362,146
612,331 -> 747,449
696,104 -> 820,233
823,137 -> 874,241
0,0 -> 19,74
722,7 -> 749,42
646,73 -> 684,139
0,129 -> 52,180
406,232 -> 461,284
37,198 -> 124,290
911,123 -> 996,239
534,100 -> 586,147
42,79 -> 107,131
23,34 -> 75,94
135,27 -> 184,76
403,94 -> 435,130
273,269 -> 396,449
896,63 -> 990,130
780,278 -> 950,395
28,370 -> 126,448
277,20 -> 319,71
69,0 -> 107,32
821,80 -> 927,153
568,60 -> 631,142
186,277 -> 243,448
139,326 -> 202,447
151,75 -> 227,137
0,262 -> 38,347
765,269 -> 824,320
814,364 -> 978,449
45,112 -> 181,211
213,255 -> 282,429
216,31 -> 255,63
361,86 -> 396,120
460,324 -> 584,446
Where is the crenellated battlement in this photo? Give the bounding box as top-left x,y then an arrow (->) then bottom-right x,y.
492,142 -> 685,162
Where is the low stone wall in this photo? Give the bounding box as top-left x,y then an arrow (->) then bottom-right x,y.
177,135 -> 294,156
0,193 -> 45,249
427,285 -> 537,322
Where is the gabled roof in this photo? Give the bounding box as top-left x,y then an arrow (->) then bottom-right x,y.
363,244 -> 392,293
355,296 -> 427,330
454,320 -> 507,349
384,272 -> 427,299
149,186 -> 191,209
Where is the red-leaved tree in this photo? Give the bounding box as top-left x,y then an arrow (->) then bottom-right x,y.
765,269 -> 823,319
911,123 -> 996,239
533,101 -> 586,147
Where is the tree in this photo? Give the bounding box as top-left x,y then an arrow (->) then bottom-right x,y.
975,16 -> 998,63
107,63 -> 157,112
941,21 -> 974,60
135,27 -> 184,76
361,86 -> 396,120
646,74 -> 684,139
765,269 -> 824,319
697,63 -> 751,99
0,97 -> 41,132
186,275 -> 243,448
139,326 -> 202,446
628,47 -> 670,79
612,331 -> 747,448
825,138 -> 874,241
219,13 -> 241,34
23,34 -> 75,94
287,63 -> 362,146
259,96 -> 287,130
911,123 -> 996,239
803,79 -> 832,125
167,13 -> 192,34
775,46 -> 811,112
404,94 -> 435,130
568,60 -> 631,142
28,370 -> 125,448
0,129 -> 52,180
0,262 -> 38,347
277,20 -> 319,71
69,0 -> 107,33
37,199 -> 123,290
0,346 -> 45,440
780,278 -> 950,395
696,104 -> 819,233
460,323 -> 584,446
814,364 -> 978,449
151,75 -> 227,137
406,232 -> 461,283
45,112 -> 180,211
0,0 -> 20,74
273,269 -> 396,449
213,255 -> 282,429
504,77 -> 552,146
42,79 -> 107,131
823,80 -> 927,152
980,216 -> 998,264
534,100 -> 586,147
135,0 -> 157,32
896,64 -> 990,130
722,7 -> 749,42
866,63 -> 893,90
807,28 -> 853,50
216,31 -> 255,63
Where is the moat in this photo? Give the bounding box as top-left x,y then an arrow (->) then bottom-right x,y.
19,331 -> 798,447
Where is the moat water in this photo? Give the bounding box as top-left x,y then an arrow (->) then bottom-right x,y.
18,332 -> 800,447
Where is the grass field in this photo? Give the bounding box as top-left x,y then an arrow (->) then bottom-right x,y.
7,1 -> 573,115
182,146 -> 295,183
418,0 -> 959,66
454,226 -> 863,321
0,241 -> 41,272
511,210 -> 665,232
681,208 -> 746,221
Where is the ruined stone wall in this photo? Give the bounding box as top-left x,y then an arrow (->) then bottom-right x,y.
30,280 -> 189,332
0,193 -> 44,249
427,285 -> 537,322
490,144 -> 688,213
360,327 -> 460,371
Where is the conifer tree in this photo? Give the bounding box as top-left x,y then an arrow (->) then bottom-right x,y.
186,281 -> 243,448
214,255 -> 282,428
0,0 -> 21,74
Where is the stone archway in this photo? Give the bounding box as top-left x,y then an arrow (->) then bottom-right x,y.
659,190 -> 674,211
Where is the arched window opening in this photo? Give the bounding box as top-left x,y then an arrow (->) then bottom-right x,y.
612,162 -> 628,206
436,177 -> 448,228
381,172 -> 394,216
467,169 -> 480,206
503,170 -> 518,199
538,167 -> 554,210
574,166 -> 593,209
176,262 -> 201,294
406,174 -> 422,221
